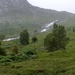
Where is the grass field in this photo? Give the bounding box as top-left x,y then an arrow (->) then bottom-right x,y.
0,31 -> 75,75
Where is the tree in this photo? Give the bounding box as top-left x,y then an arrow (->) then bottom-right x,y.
20,29 -> 29,45
12,45 -> 19,54
44,23 -> 69,51
32,37 -> 37,43
53,23 -> 69,50
44,33 -> 58,51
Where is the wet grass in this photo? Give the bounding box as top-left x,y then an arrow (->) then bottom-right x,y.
0,32 -> 75,75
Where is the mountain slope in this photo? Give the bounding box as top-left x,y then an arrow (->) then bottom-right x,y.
0,0 -> 74,37
0,0 -> 74,22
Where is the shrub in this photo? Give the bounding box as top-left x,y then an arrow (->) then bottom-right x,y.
12,45 -> 19,54
0,47 -> 6,56
32,37 -> 37,43
25,49 -> 37,56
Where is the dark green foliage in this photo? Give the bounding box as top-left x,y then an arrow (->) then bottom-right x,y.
53,23 -> 69,50
44,33 -> 58,51
0,53 -> 28,64
44,23 -> 69,51
32,37 -> 37,43
0,34 -> 5,40
6,44 -> 13,49
0,47 -> 6,56
0,48 -> 37,64
25,49 -> 36,56
20,29 -> 29,45
0,41 -> 6,56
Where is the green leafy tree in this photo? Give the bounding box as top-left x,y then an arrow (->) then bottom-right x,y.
44,23 -> 69,51
32,37 -> 37,43
20,29 -> 29,45
53,24 -> 69,50
44,33 -> 58,51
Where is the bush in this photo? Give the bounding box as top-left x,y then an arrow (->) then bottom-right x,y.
0,56 -> 12,66
0,47 -> 6,56
9,53 -> 28,62
5,44 -> 13,49
25,49 -> 37,56
32,37 -> 37,43
12,45 -> 19,54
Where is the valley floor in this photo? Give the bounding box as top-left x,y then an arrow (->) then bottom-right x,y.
0,32 -> 75,75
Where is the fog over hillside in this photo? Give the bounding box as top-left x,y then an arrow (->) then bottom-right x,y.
0,0 -> 74,21
0,0 -> 74,37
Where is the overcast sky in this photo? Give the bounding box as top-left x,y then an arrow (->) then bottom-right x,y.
27,0 -> 75,14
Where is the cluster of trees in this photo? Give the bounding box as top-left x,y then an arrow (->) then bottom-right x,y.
20,29 -> 37,45
19,24 -> 69,52
0,29 -> 38,56
0,23 -> 69,56
44,23 -> 69,51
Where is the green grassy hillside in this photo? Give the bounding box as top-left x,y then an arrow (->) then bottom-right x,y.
62,16 -> 75,27
0,31 -> 75,75
0,1 -> 75,75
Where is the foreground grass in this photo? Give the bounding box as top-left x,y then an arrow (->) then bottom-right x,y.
0,32 -> 75,75
1,49 -> 75,75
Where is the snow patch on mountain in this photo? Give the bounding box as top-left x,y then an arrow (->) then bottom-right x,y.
41,29 -> 47,32
41,20 -> 58,32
